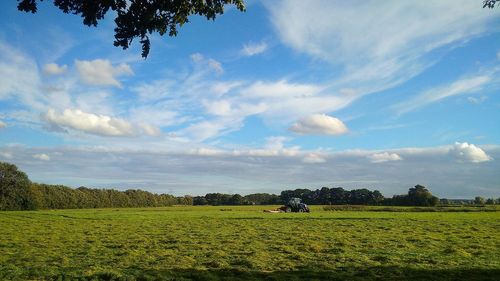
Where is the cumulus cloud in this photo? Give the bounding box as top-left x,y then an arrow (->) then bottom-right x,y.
0,120 -> 6,129
75,59 -> 133,87
450,142 -> 492,163
33,153 -> 50,161
43,63 -> 67,75
367,152 -> 403,163
44,108 -> 159,137
290,114 -> 348,135
302,153 -> 326,163
241,41 -> 268,56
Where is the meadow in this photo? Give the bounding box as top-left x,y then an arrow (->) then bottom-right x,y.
0,205 -> 499,281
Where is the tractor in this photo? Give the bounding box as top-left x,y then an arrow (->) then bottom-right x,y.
280,197 -> 310,213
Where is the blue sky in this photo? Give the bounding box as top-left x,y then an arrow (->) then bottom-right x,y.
1,0 -> 499,198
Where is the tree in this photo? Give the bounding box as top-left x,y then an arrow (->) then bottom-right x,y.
474,196 -> 486,205
407,184 -> 439,206
485,198 -> 496,205
0,162 -> 34,210
440,198 -> 451,205
17,0 -> 245,58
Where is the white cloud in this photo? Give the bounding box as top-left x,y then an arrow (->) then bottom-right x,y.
138,123 -> 162,137
241,41 -> 268,56
33,153 -> 50,161
44,108 -> 159,137
467,95 -> 488,104
267,1 -> 496,64
450,142 -> 492,163
265,0 -> 498,105
393,74 -> 491,114
190,53 -> 204,62
264,136 -> 290,150
204,100 -> 232,116
7,143 -> 499,197
208,59 -> 224,74
75,59 -> 133,87
302,153 -> 326,163
241,80 -> 321,98
0,151 -> 13,159
0,42 -> 45,111
43,63 -> 67,75
179,119 -> 242,142
290,114 -> 348,135
0,120 -> 6,129
210,82 -> 243,97
190,53 -> 223,74
367,152 -> 403,163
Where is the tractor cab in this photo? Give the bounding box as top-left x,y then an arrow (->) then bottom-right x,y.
283,197 -> 310,213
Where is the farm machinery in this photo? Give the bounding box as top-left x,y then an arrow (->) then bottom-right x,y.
265,197 -> 310,213
282,197 -> 310,212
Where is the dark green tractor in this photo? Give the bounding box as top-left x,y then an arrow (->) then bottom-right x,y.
280,198 -> 310,213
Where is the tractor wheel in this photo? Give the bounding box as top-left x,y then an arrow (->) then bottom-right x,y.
285,207 -> 292,213
298,208 -> 304,213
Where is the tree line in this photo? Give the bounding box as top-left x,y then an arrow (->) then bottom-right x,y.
0,162 -> 192,211
1,162 -> 498,211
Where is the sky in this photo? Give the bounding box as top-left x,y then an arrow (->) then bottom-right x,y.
1,0 -> 499,198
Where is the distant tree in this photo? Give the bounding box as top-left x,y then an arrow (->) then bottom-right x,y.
229,194 -> 244,205
408,184 -> 439,206
17,0 -> 245,58
0,162 -> 34,210
440,198 -> 451,205
474,196 -> 486,205
349,188 -> 382,205
372,190 -> 385,205
180,195 -> 193,205
193,196 -> 207,205
485,198 -> 496,205
243,193 -> 279,205
330,187 -> 349,205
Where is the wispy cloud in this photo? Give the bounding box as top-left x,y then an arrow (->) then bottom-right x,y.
265,0 -> 499,109
392,74 -> 492,114
75,59 -> 133,88
467,95 -> 488,104
241,41 -> 268,56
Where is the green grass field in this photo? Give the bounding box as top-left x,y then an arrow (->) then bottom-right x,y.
1,206 -> 499,281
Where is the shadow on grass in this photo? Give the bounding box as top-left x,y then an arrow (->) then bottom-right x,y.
36,266 -> 500,281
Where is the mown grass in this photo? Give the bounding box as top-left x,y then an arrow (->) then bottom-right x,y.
323,205 -> 500,212
0,205 -> 499,280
